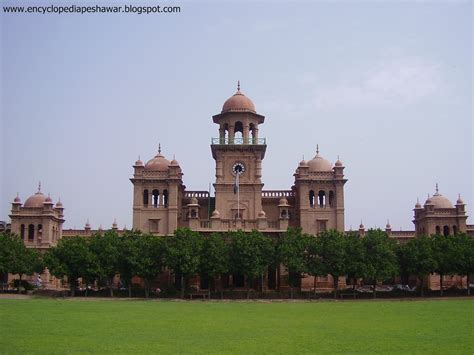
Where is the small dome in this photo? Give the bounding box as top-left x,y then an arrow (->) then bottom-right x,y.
335,158 -> 343,167
44,194 -> 53,204
24,191 -> 47,208
415,199 -> 422,208
222,83 -> 256,114
359,222 -> 364,229
299,159 -> 308,167
56,199 -> 63,208
211,210 -> 220,218
134,157 -> 143,166
258,210 -> 266,218
145,153 -> 170,172
13,194 -> 21,203
278,197 -> 289,206
85,220 -> 91,229
189,197 -> 199,205
308,153 -> 333,172
170,157 -> 179,166
386,221 -> 391,229
456,195 -> 464,205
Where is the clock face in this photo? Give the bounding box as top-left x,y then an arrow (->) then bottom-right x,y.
232,162 -> 245,175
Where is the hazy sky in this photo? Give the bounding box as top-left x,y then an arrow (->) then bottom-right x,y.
1,0 -> 472,231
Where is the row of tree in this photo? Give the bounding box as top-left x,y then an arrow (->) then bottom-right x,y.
1,228 -> 473,298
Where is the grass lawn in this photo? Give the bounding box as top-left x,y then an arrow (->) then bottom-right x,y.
0,298 -> 472,354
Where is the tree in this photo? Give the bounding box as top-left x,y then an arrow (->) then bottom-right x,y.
277,228 -> 309,299
229,230 -> 274,299
117,230 -> 143,298
134,234 -> 165,298
344,232 -> 366,296
305,235 -> 325,296
4,235 -> 44,293
432,234 -> 456,296
44,236 -> 99,297
200,233 -> 229,299
362,229 -> 398,298
166,228 -> 202,299
399,236 -> 437,296
451,233 -> 474,296
89,231 -> 121,297
315,230 -> 347,299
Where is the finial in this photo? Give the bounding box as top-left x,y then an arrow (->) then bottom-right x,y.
16,192 -> 19,198
237,80 -> 240,91
435,183 -> 439,194
316,144 -> 319,154
138,155 -> 140,160
38,181 -> 41,193
158,143 -> 161,154
173,154 -> 176,160
337,155 -> 340,160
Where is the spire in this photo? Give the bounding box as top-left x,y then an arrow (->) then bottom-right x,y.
435,183 -> 439,194
316,144 -> 319,155
158,143 -> 161,154
237,80 -> 240,91
37,181 -> 41,193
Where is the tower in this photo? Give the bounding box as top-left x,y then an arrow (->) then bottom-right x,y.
210,83 -> 267,221
131,147 -> 184,235
294,148 -> 347,234
9,183 -> 64,250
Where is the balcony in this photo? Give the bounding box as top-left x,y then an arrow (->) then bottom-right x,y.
211,137 -> 266,145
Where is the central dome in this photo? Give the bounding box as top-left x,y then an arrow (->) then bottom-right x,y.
24,191 -> 47,208
307,147 -> 333,172
221,82 -> 256,114
145,153 -> 170,172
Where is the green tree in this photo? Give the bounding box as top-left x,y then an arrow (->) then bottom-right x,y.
432,234 -> 456,296
44,236 -> 99,297
451,233 -> 474,296
362,229 -> 398,298
315,230 -> 347,299
117,230 -> 142,298
305,235 -> 325,296
399,236 -> 437,296
89,231 -> 121,297
166,228 -> 203,299
200,233 -> 229,299
277,228 -> 309,299
134,234 -> 165,298
230,230 -> 274,299
344,232 -> 366,295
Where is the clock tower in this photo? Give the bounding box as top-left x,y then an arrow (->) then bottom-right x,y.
211,83 -> 266,221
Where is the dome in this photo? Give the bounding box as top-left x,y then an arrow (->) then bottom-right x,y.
45,194 -> 53,203
456,194 -> 464,205
307,149 -> 333,172
211,210 -> 220,218
415,198 -> 422,209
430,193 -> 453,209
278,197 -> 289,206
145,153 -> 170,172
56,199 -> 63,208
24,191 -> 47,208
134,157 -> 143,166
170,157 -> 180,166
189,197 -> 199,205
335,158 -> 343,167
299,159 -> 308,167
221,82 -> 256,114
258,210 -> 266,218
13,194 -> 21,203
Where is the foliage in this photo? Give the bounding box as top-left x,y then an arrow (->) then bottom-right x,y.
431,233 -> 457,296
344,231 -> 366,290
133,234 -> 165,298
362,229 -> 398,298
451,233 -> 474,296
117,230 -> 143,297
199,233 -> 229,297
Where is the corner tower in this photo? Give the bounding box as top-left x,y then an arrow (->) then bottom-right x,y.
211,83 -> 266,221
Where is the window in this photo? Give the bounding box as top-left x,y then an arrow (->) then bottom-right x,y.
152,189 -> 159,208
143,189 -> 149,206
28,224 -> 35,241
20,224 -> 25,239
443,225 -> 450,236
309,190 -> 315,207
318,190 -> 326,207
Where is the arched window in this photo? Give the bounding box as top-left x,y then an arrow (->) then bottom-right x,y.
453,225 -> 458,235
234,121 -> 243,143
152,189 -> 159,208
143,189 -> 149,206
435,226 -> 441,235
318,190 -> 326,207
281,209 -> 287,218
190,209 -> 197,218
28,224 -> 35,241
329,191 -> 335,207
443,225 -> 450,236
20,224 -> 25,239
163,190 -> 168,207
309,190 -> 315,208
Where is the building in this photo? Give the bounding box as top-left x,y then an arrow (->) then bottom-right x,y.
6,84 -> 474,292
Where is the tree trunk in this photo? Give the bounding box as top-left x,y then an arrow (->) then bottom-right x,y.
420,276 -> 424,297
373,279 -> 377,299
180,275 -> 185,299
467,273 -> 471,296
109,278 -> 114,297
440,274 -> 444,296
313,276 -> 317,298
85,284 -> 88,297
144,279 -> 149,298
247,276 -> 251,299
18,274 -> 23,294
353,278 -> 357,299
333,276 -> 338,299
128,279 -> 132,298
70,279 -> 75,297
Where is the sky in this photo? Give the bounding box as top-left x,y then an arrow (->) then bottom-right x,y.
1,0 -> 472,231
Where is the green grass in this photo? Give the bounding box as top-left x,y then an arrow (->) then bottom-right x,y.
0,298 -> 473,354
